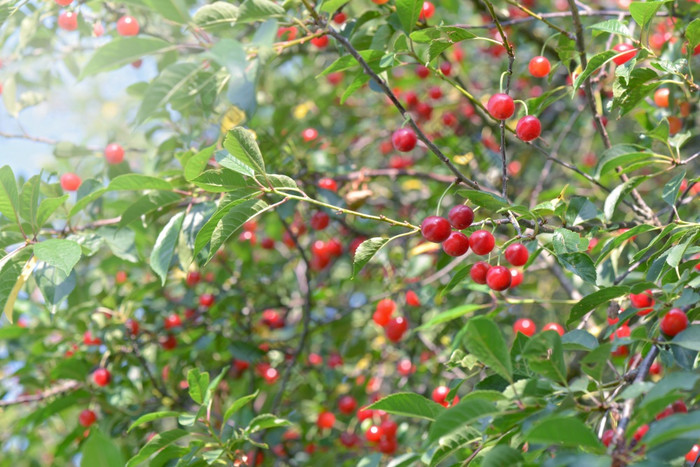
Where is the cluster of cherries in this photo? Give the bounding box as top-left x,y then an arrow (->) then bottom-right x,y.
371,295 -> 421,343
59,142 -> 126,192
315,403 -> 400,454
56,0 -> 139,37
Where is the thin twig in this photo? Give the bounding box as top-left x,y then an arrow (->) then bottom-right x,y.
0,380 -> 80,407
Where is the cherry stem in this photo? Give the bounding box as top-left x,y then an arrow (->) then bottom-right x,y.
540,32 -> 561,56
436,182 -> 456,216
514,99 -> 530,115
499,71 -> 508,94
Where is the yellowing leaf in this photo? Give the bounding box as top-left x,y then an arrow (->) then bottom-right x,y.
220,106 -> 246,134
401,180 -> 424,191
4,255 -> 37,323
453,152 -> 474,165
409,242 -> 440,256
293,101 -> 315,120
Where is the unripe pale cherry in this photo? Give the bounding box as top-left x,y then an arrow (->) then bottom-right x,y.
487,93 -> 515,120
470,261 -> 491,284
391,128 -> 417,152
528,56 -> 551,78
516,115 -> 541,141
116,15 -> 140,36
504,243 -> 529,266
486,265 -> 511,291
104,143 -> 124,164
469,230 -> 495,255
448,204 -> 474,229
513,318 -> 535,337
660,308 -> 688,337
442,231 -> 469,256
420,216 -> 451,243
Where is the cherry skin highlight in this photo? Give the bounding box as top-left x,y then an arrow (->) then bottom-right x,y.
392,128 -> 417,152
487,93 -> 515,120
513,318 -> 536,337
448,205 -> 474,229
469,230 -> 495,255
516,115 -> 542,141
420,216 -> 451,243
486,265 -> 511,291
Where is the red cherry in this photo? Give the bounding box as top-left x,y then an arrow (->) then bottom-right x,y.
419,1 -> 435,20
310,211 -> 330,230
340,432 -> 360,448
326,71 -> 343,85
516,115 -> 542,141
55,0 -> 73,5
349,237 -> 366,257
469,230 -> 495,255
311,35 -> 329,48
504,243 -> 529,266
428,86 -> 442,100
276,26 -> 297,40
357,406 -> 373,421
528,56 -> 551,78
509,269 -> 523,287
302,128 -> 318,142
686,444 -> 700,463
104,143 -> 124,164
431,386 -> 449,404
629,290 -> 654,308
448,205 -> 474,229
366,425 -> 383,443
338,395 -> 357,415
649,361 -> 662,376
116,15 -> 139,36
83,331 -> 102,346
318,177 -> 338,191
57,11 -> 78,31
79,409 -> 97,427
660,308 -> 688,337
542,322 -> 564,336
442,112 -> 457,126
487,93 -> 515,120
442,231 -> 470,257
672,399 -> 688,413
378,436 -> 397,454
439,62 -> 452,76
612,43 -> 637,65
261,237 -> 275,250
164,314 -> 182,330
654,88 -> 670,108
602,429 -> 615,447
397,358 -> 415,376
262,309 -> 285,329
415,102 -> 433,120
633,424 -> 648,442
125,319 -> 139,336
317,411 -> 335,429
307,353 -> 322,366
332,12 -> 347,24
92,368 -> 111,386
380,419 -> 398,438
186,271 -> 201,287
415,65 -> 430,79
403,91 -> 419,109
385,316 -> 408,342
513,318 -> 535,337
199,293 -> 215,307
60,173 -> 82,191
420,216 -> 451,243
391,128 -> 417,152
262,366 -> 279,384
115,270 -> 127,284
486,265 -> 511,291
470,261 -> 491,284
93,22 -> 104,37
405,290 -> 421,307
328,352 -> 343,368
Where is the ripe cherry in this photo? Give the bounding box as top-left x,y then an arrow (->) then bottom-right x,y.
357,406 -> 373,421
431,385 -> 450,406
55,0 -> 73,5
262,309 -> 285,329
93,22 -> 104,37
261,366 -> 279,384
420,216 -> 451,243
660,308 -> 688,337
602,429 -> 615,447
428,86 -> 442,100
405,290 -> 421,307
92,368 -> 111,386
612,43 -> 637,65
633,424 -> 648,442
391,128 -> 417,152
311,35 -> 329,48
442,231 -> 469,257
487,93 -> 515,120
310,211 -> 330,230
302,128 -> 318,142
469,230 -> 495,255
419,1 -> 435,20
340,432 -> 360,448
164,313 -> 182,330
277,26 -> 297,40
439,62 -> 452,76
365,425 -> 383,443
317,411 -> 335,429
686,444 -> 700,463
470,261 -> 491,284
199,293 -> 215,307
668,116 -> 682,135
397,358 -> 415,376
513,318 -> 535,337
528,56 -> 551,78
415,102 -> 433,120
415,65 -> 430,79
318,177 -> 337,192
376,298 -> 396,318
509,269 -> 523,287
486,265 -> 511,291
104,143 -> 124,164
338,395 -> 357,415
542,322 -> 565,336
332,12 -> 347,24
385,316 -> 408,342
630,290 -> 654,308
516,115 -> 542,141
57,11 -> 78,31
60,173 -> 82,191
654,88 -> 669,107
328,352 -> 343,368
448,205 -> 474,229
186,270 -> 201,287
83,331 -> 102,346
442,112 -> 457,126
649,361 -> 662,376
380,419 -> 398,438
504,243 -> 529,266
116,15 -> 140,36
79,409 -> 97,427
125,319 -> 139,336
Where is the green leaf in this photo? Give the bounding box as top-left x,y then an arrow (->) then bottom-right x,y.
416,304 -> 488,331
236,0 -> 285,23
150,212 -> 185,285
395,0 -> 422,34
34,239 -> 81,276
246,413 -> 291,433
662,170 -> 685,206
597,224 -> 658,264
223,127 -> 266,175
108,174 -> 172,191
367,393 -> 446,421
119,191 -> 181,226
136,63 -> 202,124
127,411 -> 179,433
36,195 -> 68,227
145,0 -> 189,24
603,176 -> 647,221
561,329 -> 599,351
671,325 -> 700,351
573,50 -> 617,93
81,38 -> 172,79
193,2 -> 239,29
81,429 -> 125,467
643,412 -> 700,448
666,231 -> 699,268
687,19 -> 700,50
19,175 -> 40,232
523,331 -> 567,384
192,169 -> 248,193
184,145 -> 216,181
0,166 -> 21,228
223,391 -> 258,423
457,189 -> 509,211
629,1 -> 671,29
565,196 -> 599,226
552,228 -> 586,255
318,50 -> 385,77
0,247 -> 32,323
428,397 -> 497,442
320,0 -> 349,13
126,429 -> 189,467
481,445 -> 524,467
215,149 -> 256,177
352,237 -> 389,278
589,19 -> 632,38
97,226 -> 139,262
558,252 -> 597,284
207,199 -> 270,260
568,286 -> 629,325
462,317 -> 512,382
525,415 -> 603,451
2,75 -> 17,117
187,368 -> 210,404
